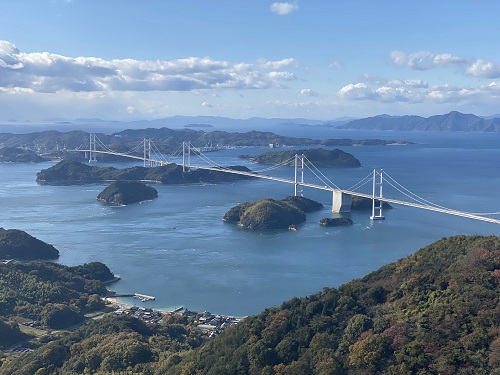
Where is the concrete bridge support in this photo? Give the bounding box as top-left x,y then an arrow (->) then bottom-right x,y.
332,191 -> 352,213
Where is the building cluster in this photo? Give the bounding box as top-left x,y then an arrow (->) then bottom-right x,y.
114,305 -> 163,324
113,305 -> 243,337
192,311 -> 242,338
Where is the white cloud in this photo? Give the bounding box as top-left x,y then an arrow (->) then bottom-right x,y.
0,40 -> 295,94
270,2 -> 298,15
390,50 -> 465,70
261,58 -> 297,70
268,71 -> 297,81
375,86 -> 424,103
389,51 -> 406,66
338,79 -> 500,105
338,83 -> 377,101
201,101 -> 213,108
385,79 -> 429,89
390,50 -> 500,81
465,59 -> 500,78
299,88 -> 318,97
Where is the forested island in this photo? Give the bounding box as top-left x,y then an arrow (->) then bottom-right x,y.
36,160 -> 254,185
97,181 -> 158,206
223,196 -> 323,230
319,217 -> 353,226
241,148 -> 361,168
2,235 -> 500,374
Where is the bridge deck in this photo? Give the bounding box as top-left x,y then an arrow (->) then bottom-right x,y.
66,148 -> 500,225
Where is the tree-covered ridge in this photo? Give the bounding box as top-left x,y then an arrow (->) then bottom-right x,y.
97,180 -> 158,206
164,235 -> 500,374
0,319 -> 28,348
36,160 -> 254,185
0,147 -> 46,163
281,196 -> 324,212
3,235 -> 500,374
223,196 -> 323,230
2,313 -> 206,375
0,127 -> 411,156
0,260 -> 113,327
248,148 -> 361,168
0,228 -> 59,260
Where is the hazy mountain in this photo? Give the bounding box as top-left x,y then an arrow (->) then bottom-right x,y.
4,112 -> 499,134
0,116 -> 340,134
338,111 -> 500,132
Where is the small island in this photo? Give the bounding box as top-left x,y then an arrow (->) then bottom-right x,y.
244,148 -> 361,167
319,217 -> 353,227
351,196 -> 393,210
224,196 -> 323,230
36,160 -> 255,185
97,180 -> 158,206
0,228 -> 59,260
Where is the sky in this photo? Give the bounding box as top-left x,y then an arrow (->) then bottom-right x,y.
1,0 -> 500,123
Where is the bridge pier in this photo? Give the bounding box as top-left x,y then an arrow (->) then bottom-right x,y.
332,191 -> 352,213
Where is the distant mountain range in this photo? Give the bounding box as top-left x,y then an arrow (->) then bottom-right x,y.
2,111 -> 500,133
337,111 -> 500,132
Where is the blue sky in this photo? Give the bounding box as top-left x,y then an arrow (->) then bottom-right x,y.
1,0 -> 500,122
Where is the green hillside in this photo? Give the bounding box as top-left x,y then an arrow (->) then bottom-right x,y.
3,235 -> 500,374
166,235 -> 500,374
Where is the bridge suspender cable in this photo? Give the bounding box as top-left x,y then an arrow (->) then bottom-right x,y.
71,136 -> 500,225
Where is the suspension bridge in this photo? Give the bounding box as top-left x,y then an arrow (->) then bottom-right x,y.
64,134 -> 500,225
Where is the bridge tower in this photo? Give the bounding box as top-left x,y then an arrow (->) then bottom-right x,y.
89,133 -> 97,163
370,169 -> 385,220
182,141 -> 191,172
294,154 -> 305,196
143,139 -> 152,167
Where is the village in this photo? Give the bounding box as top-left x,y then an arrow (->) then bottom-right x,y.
113,304 -> 243,337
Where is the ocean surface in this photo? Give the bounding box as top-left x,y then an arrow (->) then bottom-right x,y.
1,128 -> 499,316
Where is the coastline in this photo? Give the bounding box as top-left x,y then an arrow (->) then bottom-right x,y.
103,296 -> 176,314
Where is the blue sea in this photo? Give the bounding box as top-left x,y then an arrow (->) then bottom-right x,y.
1,127 -> 499,316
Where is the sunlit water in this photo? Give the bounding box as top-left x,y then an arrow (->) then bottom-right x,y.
1,129 -> 499,316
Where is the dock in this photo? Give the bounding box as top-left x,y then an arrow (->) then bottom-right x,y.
108,292 -> 155,302
134,293 -> 155,301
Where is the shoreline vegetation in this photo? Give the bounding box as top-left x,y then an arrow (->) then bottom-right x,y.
3,234 -> 500,373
